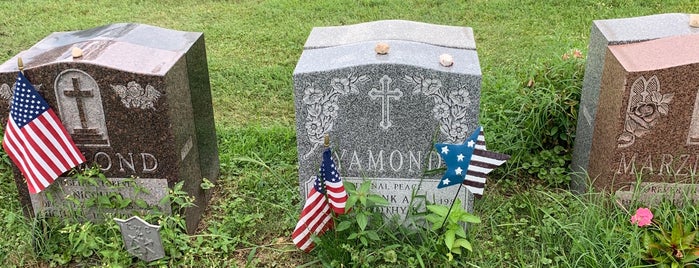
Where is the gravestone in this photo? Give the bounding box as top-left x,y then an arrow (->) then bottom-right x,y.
577,33 -> 699,206
0,23 -> 219,234
571,13 -> 699,193
293,20 -> 481,218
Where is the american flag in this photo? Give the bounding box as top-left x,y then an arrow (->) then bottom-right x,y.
292,147 -> 347,252
2,72 -> 85,194
463,127 -> 509,197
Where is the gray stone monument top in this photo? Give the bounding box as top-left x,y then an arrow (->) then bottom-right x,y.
303,20 -> 476,49
571,13 -> 699,193
0,23 -> 201,75
295,40 -> 480,75
594,13 -> 699,45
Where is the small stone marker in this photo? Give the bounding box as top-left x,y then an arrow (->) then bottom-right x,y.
572,13 -> 699,194
293,20 -> 481,218
573,32 -> 699,205
114,216 -> 165,262
0,23 -> 219,233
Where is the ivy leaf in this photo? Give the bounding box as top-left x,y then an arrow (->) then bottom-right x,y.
336,220 -> 352,232
460,213 -> 481,224
445,229 -> 456,249
345,195 -> 358,212
356,212 -> 368,231
365,230 -> 380,241
455,238 -> 472,251
426,204 -> 449,217
367,195 -> 389,206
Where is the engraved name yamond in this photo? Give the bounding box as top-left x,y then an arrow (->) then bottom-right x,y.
333,149 -> 444,173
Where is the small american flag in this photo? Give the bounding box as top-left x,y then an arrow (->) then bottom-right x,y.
292,148 -> 347,252
2,72 -> 85,194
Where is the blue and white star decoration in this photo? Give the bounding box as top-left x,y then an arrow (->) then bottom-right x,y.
434,126 -> 510,197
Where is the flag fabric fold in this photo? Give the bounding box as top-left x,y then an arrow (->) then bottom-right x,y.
2,72 -> 85,194
292,147 -> 347,252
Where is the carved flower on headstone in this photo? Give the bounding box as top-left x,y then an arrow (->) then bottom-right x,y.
448,88 -> 471,107
618,75 -> 673,148
404,75 -> 472,142
0,83 -> 12,104
331,76 -> 365,94
448,122 -> 468,142
433,103 -> 450,120
321,102 -> 339,117
302,85 -> 323,105
305,120 -> 325,141
301,73 -> 369,158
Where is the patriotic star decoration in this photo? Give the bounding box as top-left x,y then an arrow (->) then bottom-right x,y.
434,126 -> 510,197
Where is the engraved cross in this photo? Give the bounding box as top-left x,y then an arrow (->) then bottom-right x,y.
369,75 -> 403,130
64,77 -> 93,129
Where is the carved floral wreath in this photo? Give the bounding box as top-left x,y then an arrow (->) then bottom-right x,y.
403,75 -> 472,143
302,73 -> 369,158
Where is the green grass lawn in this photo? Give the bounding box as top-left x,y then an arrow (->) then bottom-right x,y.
1,0 -> 699,267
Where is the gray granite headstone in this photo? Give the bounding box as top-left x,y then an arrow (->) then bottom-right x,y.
114,216 -> 165,262
571,13 -> 699,193
294,20 -> 481,218
0,23 -> 219,234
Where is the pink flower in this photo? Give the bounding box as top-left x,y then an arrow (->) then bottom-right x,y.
630,207 -> 653,227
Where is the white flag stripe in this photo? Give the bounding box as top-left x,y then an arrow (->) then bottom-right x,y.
296,193 -> 325,227
30,118 -> 71,169
326,190 -> 346,199
295,214 -> 331,251
25,121 -> 70,172
18,125 -> 62,182
471,154 -> 507,165
466,185 -> 484,195
294,205 -> 330,250
475,144 -> 486,150
293,191 -> 330,241
464,175 -> 486,184
329,200 -> 345,209
468,165 -> 494,174
8,120 -> 53,188
293,213 -> 322,246
43,112 -> 84,163
3,126 -> 41,192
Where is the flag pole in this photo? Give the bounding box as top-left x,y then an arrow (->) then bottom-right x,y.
321,133 -> 331,201
18,57 -> 24,74
440,183 -> 463,230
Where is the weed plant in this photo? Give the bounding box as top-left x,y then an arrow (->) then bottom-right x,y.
482,52 -> 585,188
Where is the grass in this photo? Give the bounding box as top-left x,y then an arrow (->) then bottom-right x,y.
1,0 -> 699,267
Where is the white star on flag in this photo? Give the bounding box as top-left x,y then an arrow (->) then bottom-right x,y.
441,146 -> 449,154
457,154 -> 465,161
455,167 -> 463,175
